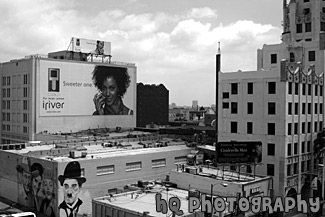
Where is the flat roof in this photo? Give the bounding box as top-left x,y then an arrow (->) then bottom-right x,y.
94,185 -> 203,217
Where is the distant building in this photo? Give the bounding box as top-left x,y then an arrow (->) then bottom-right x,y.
192,100 -> 198,110
137,83 -> 169,127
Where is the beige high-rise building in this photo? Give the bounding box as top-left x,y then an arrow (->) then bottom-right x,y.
218,0 -> 325,200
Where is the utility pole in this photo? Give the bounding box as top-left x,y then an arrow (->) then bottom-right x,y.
215,42 -> 221,167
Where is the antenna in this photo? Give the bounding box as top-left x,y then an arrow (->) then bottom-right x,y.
218,42 -> 221,55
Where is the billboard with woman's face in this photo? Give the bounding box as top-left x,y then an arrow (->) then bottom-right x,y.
38,60 -> 136,117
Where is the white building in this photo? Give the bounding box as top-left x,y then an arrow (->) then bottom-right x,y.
218,0 -> 325,199
0,53 -> 137,144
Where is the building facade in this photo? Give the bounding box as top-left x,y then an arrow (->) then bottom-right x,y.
136,83 -> 169,127
0,136 -> 192,217
218,0 -> 325,200
0,55 -> 137,143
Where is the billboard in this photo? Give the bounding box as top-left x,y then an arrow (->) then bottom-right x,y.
216,141 -> 262,164
39,60 -> 135,117
71,37 -> 111,56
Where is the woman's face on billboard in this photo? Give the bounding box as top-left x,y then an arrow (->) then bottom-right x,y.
101,76 -> 118,106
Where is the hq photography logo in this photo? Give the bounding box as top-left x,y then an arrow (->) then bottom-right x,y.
155,193 -> 321,216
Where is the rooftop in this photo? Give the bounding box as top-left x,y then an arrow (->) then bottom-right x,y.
93,184 -> 204,217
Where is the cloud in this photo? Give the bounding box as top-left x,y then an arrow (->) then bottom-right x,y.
186,7 -> 218,19
0,1 -> 282,105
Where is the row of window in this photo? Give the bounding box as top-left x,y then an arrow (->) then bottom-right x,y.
230,122 -> 276,134
1,113 -> 29,123
2,77 -> 11,86
265,162 -> 311,177
2,125 -> 28,133
2,75 -> 29,86
227,82 -> 276,95
225,102 -> 276,115
288,121 -> 323,135
287,141 -> 312,157
288,83 -> 323,96
2,89 -> 10,98
230,121 -> 323,135
297,22 -> 325,34
96,156 -> 187,176
288,102 -> 323,115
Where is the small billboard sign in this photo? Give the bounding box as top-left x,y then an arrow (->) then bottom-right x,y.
216,141 -> 262,164
71,37 -> 111,55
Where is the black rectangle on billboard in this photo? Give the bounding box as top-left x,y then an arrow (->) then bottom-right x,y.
216,141 -> 262,164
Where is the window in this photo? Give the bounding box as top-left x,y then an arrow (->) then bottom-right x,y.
23,74 -> 28,84
267,143 -> 275,156
267,164 -> 275,176
294,103 -> 299,115
302,103 -> 306,114
294,143 -> 298,155
290,52 -> 295,62
231,102 -> 238,114
23,113 -> 28,123
126,162 -> 142,172
2,77 -> 6,86
2,101 -> 5,109
304,0 -> 310,2
294,83 -> 299,95
247,83 -> 253,94
308,51 -> 315,61
315,122 -> 318,132
287,164 -> 292,176
6,125 -> 10,131
320,121 -> 323,131
222,102 -> 229,109
152,159 -> 166,168
301,161 -> 305,172
231,83 -> 238,95
6,100 -> 10,110
6,113 -> 10,122
97,165 -> 115,176
294,123 -> 298,134
175,156 -> 187,164
302,84 -> 306,95
6,77 -> 10,86
23,87 -> 28,97
23,126 -> 28,134
321,86 -> 323,96
247,102 -> 253,114
315,86 -> 318,96
302,141 -> 305,154
268,123 -> 275,135
223,92 -> 229,99
308,84 -> 311,95
2,89 -> 6,98
305,22 -> 312,32
6,89 -> 10,98
271,54 -> 277,64
303,8 -> 310,15
288,143 -> 292,156
308,122 -> 311,133
231,122 -> 238,133
315,103 -> 318,114
297,24 -> 302,33
288,123 -> 292,135
268,102 -> 276,115
288,82 -> 292,94
288,103 -> 292,115
247,122 -> 253,134
23,100 -> 28,110
268,82 -> 276,94
320,104 -> 323,114
302,122 -> 306,134
308,103 -> 311,114
307,160 -> 311,172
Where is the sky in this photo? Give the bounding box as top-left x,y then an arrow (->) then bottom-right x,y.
0,0 -> 284,106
